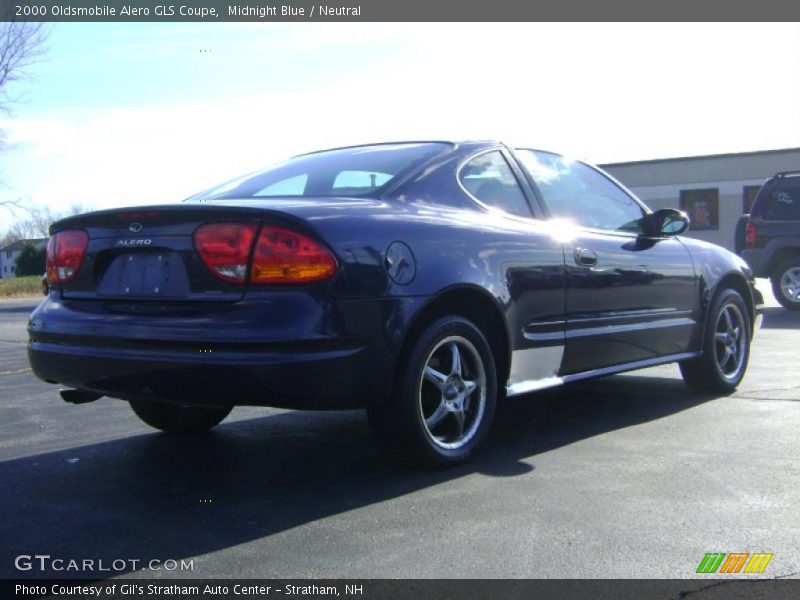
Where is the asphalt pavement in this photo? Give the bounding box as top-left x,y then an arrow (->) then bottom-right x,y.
0,283 -> 798,580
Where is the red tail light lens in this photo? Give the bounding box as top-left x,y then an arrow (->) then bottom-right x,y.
251,226 -> 337,284
745,223 -> 757,248
194,223 -> 258,284
46,230 -> 89,284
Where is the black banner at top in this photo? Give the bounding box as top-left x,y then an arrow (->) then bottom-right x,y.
3,0 -> 800,22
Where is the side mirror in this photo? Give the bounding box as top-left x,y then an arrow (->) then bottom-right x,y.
647,208 -> 690,237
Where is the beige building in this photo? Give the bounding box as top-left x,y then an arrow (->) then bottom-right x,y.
601,147 -> 800,252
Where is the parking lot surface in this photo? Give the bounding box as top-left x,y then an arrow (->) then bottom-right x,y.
1,283 -> 798,579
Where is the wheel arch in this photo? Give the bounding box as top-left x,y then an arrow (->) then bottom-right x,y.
765,243 -> 800,276
393,285 -> 511,398
707,272 -> 756,334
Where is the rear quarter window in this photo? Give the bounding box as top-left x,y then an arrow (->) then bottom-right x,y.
760,178 -> 800,221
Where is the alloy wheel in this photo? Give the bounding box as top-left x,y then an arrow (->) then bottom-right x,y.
713,304 -> 747,381
779,267 -> 800,304
418,336 -> 487,450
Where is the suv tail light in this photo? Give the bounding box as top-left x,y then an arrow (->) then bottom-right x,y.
46,230 -> 89,284
194,223 -> 258,284
745,223 -> 757,248
251,226 -> 337,284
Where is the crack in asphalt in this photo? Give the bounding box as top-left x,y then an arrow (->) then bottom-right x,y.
674,571 -> 800,600
738,385 -> 800,394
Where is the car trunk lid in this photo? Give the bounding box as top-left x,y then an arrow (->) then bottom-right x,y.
53,205 -> 270,302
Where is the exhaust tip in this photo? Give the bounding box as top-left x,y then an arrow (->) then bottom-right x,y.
60,389 -> 103,404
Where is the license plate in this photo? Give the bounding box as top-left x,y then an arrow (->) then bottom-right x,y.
97,252 -> 189,298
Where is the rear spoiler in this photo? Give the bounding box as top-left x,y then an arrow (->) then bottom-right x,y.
774,170 -> 800,179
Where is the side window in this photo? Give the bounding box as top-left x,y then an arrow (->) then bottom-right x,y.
459,151 -> 532,218
517,149 -> 646,233
253,174 -> 308,197
762,178 -> 800,221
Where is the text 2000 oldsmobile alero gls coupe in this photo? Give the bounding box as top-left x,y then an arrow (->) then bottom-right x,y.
29,141 -> 763,466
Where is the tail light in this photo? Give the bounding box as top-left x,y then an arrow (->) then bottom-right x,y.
194,223 -> 258,284
745,223 -> 757,248
251,226 -> 337,284
46,230 -> 89,284
193,223 -> 337,285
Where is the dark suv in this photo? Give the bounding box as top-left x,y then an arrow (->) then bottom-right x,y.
740,171 -> 800,310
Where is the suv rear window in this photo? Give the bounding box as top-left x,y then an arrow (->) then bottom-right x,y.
760,177 -> 800,221
189,143 -> 452,200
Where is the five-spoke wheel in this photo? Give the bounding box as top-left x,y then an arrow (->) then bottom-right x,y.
713,304 -> 747,382
680,288 -> 751,393
367,316 -> 497,467
420,336 -> 486,450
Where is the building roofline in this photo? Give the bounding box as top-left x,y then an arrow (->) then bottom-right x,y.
600,147 -> 800,169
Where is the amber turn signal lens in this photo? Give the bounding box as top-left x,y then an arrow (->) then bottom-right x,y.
251,226 -> 336,284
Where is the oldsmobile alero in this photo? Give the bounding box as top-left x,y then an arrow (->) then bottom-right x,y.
28,141 -> 763,465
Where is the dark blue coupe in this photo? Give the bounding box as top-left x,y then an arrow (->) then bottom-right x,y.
28,141 -> 763,466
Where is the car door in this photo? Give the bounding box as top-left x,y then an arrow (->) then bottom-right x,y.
513,149 -> 697,375
457,148 -> 567,393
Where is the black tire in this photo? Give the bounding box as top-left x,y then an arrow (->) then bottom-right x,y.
129,399 -> 232,433
368,316 -> 498,467
679,288 -> 751,394
770,257 -> 800,311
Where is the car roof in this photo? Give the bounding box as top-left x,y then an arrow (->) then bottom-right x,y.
292,140 -> 504,158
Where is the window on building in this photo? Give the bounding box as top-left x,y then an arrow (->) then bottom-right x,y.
743,185 -> 761,214
459,151 -> 532,217
680,189 -> 719,231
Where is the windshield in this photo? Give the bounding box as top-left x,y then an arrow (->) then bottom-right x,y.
188,142 -> 452,201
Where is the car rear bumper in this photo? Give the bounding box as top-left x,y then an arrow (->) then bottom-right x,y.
28,294 -> 419,409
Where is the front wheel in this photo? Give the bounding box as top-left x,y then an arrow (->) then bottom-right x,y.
680,288 -> 751,394
771,257 -> 800,310
368,316 -> 498,467
129,399 -> 232,433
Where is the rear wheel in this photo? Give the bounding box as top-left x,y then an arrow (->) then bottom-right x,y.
368,316 -> 497,467
680,288 -> 751,394
771,257 -> 800,310
129,399 -> 232,433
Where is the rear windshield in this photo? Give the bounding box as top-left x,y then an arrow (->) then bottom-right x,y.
188,143 -> 452,201
761,177 -> 800,221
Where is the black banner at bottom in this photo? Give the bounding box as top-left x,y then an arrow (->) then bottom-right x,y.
4,579 -> 800,600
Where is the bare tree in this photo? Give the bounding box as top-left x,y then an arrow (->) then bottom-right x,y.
0,19 -> 49,214
1,203 -> 89,246
0,20 -> 48,114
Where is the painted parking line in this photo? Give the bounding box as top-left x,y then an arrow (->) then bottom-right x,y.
0,368 -> 32,377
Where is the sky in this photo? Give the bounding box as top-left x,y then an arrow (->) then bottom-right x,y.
1,22 -> 799,224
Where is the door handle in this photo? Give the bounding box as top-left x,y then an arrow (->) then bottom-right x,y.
574,247 -> 598,266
